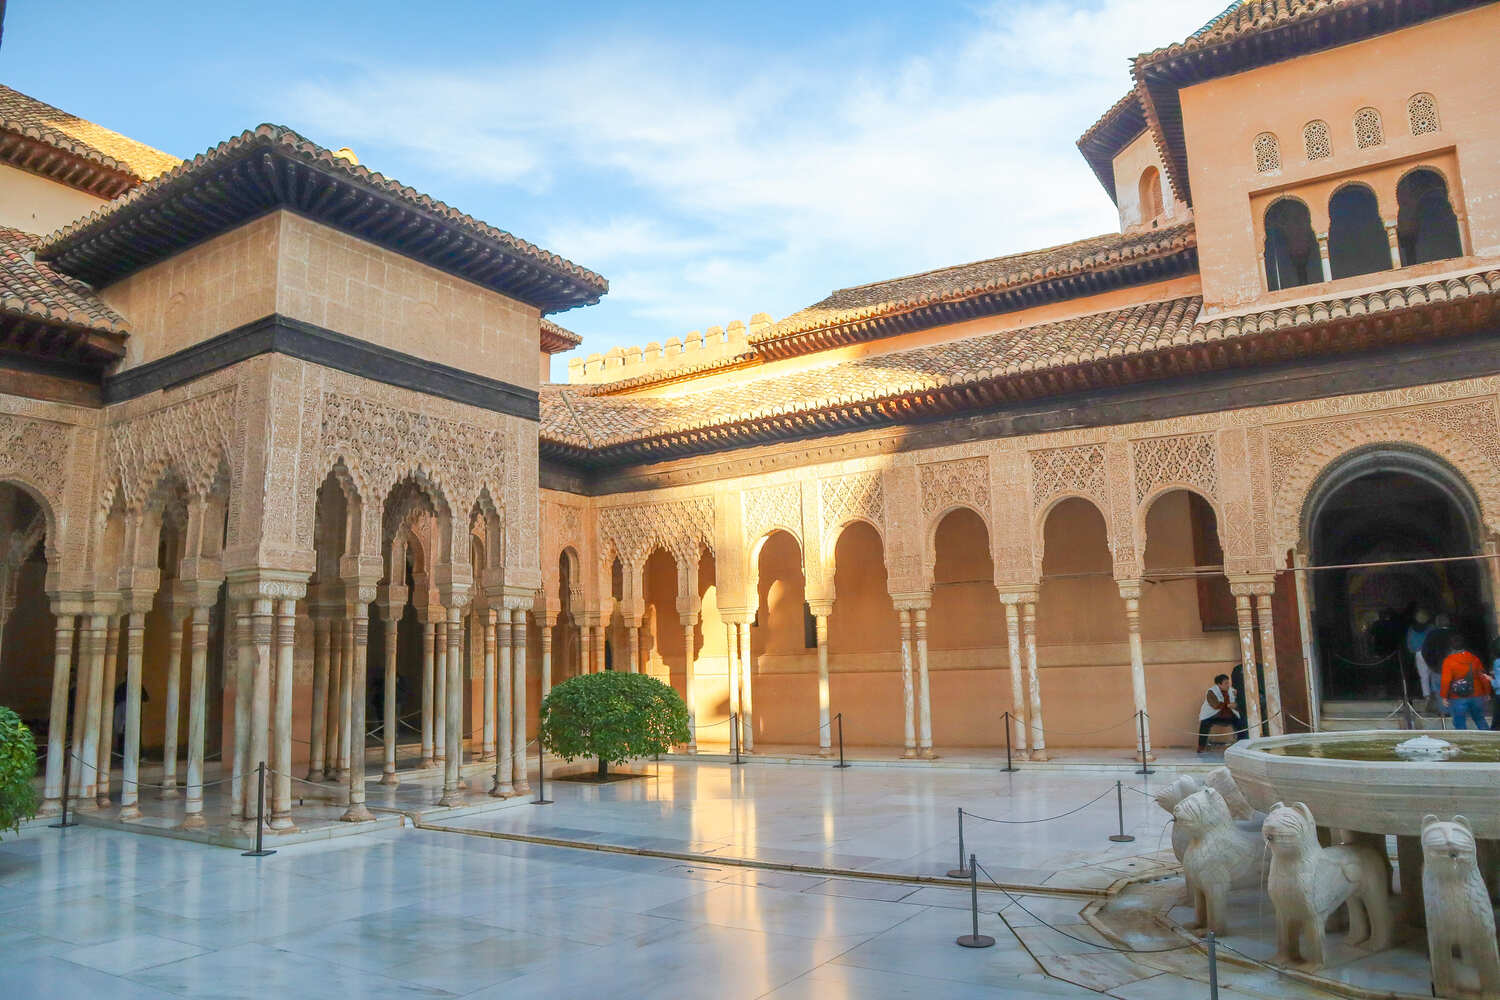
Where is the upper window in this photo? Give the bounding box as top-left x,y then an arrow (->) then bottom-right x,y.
1327,184 -> 1392,280
1354,108 -> 1384,150
1254,132 -> 1281,174
1303,120 -> 1332,161
1396,168 -> 1463,266
1263,198 -> 1319,291
1138,167 -> 1164,222
1407,93 -> 1440,136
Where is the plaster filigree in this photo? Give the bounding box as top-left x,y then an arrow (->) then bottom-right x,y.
598,496 -> 714,569
0,414 -> 71,522
919,457 -> 988,521
105,388 -> 235,509
742,482 -> 802,545
1028,444 -> 1107,511
819,472 -> 883,544
1132,432 -> 1219,506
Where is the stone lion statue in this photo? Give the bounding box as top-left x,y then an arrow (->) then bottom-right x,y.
1263,801 -> 1392,970
1203,766 -> 1256,821
1174,787 -> 1267,936
1422,814 -> 1500,999
1154,774 -> 1203,864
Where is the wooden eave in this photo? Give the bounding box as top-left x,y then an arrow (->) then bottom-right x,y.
0,311 -> 126,369
0,130 -> 137,199
1076,91 -> 1148,203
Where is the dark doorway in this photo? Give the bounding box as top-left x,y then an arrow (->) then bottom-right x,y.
1327,184 -> 1392,281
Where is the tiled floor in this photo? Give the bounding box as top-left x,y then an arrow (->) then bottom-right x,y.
3,760 -> 1357,999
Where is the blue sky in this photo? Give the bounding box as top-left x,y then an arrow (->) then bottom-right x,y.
3,1 -> 1214,378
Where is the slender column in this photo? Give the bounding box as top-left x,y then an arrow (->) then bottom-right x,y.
737,621 -> 754,752
897,609 -> 917,758
231,601 -> 252,817
1232,589 -> 1264,736
1023,598 -> 1047,761
541,621 -> 554,698
339,617 -> 355,778
344,601 -> 375,820
181,604 -> 211,828
434,619 -> 448,763
324,615 -> 342,779
1316,233 -> 1332,282
626,621 -> 639,673
118,612 -> 146,820
272,599 -> 298,828
511,608 -> 530,793
813,610 -> 831,757
71,615 -> 101,799
420,618 -> 435,766
682,615 -> 697,753
593,624 -> 605,673
162,611 -> 187,796
1000,597 -> 1029,758
307,615 -> 329,781
1385,222 -> 1403,270
381,606 -> 399,785
1255,591 -> 1285,736
579,622 -> 592,676
242,598 -> 274,826
914,606 -> 934,758
40,612 -> 76,814
482,607 -> 497,761
1292,552 -> 1320,731
492,609 -> 514,796
95,616 -> 120,807
440,605 -> 464,806
1117,581 -> 1153,762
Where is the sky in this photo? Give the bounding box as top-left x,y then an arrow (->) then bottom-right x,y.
2,1 -> 1216,379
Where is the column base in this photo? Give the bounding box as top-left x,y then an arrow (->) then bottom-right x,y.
816,747 -> 833,758
513,782 -> 531,795
437,790 -> 465,808
419,757 -> 435,769
490,780 -> 514,797
37,797 -> 60,816
269,815 -> 297,832
378,771 -> 399,786
1030,749 -> 1049,762
305,769 -> 324,783
160,785 -> 180,799
95,794 -> 112,809
332,768 -> 348,781
686,744 -> 698,755
178,812 -> 206,831
900,748 -> 920,759
118,804 -> 142,821
1136,751 -> 1156,763
341,803 -> 375,822
919,748 -> 939,760
480,752 -> 496,762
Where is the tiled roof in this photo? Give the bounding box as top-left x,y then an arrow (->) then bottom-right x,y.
541,318 -> 583,353
756,224 -> 1196,358
38,125 -> 608,313
0,226 -> 128,336
0,84 -> 180,184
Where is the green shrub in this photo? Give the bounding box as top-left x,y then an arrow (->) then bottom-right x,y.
0,706 -> 38,836
539,672 -> 690,777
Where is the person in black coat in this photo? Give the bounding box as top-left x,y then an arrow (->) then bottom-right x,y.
1421,615 -> 1455,715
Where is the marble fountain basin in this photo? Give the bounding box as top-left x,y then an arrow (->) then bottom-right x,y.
1224,729 -> 1500,838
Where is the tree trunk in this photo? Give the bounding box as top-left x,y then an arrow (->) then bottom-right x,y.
597,757 -> 607,778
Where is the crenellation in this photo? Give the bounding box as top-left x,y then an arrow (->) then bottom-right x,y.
566,316 -> 758,385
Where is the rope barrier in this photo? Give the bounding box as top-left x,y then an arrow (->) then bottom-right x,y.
1021,713 -> 1138,737
961,786 -> 1116,825
60,750 -> 236,789
1330,649 -> 1400,669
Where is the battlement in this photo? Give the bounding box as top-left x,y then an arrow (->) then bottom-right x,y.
567,313 -> 771,385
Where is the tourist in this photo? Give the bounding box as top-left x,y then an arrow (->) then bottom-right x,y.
1197,673 -> 1246,752
1407,610 -> 1433,706
1439,634 -> 1490,731
1421,614 -> 1455,715
1491,638 -> 1500,730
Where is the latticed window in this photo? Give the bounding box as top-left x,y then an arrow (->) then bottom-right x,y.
1354,108 -> 1384,149
1303,120 -> 1331,161
1253,132 -> 1280,173
1407,93 -> 1440,136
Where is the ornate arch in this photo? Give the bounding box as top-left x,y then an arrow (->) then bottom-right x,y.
1032,493 -> 1113,578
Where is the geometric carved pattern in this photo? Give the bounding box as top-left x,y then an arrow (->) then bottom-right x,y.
1254,132 -> 1280,173
106,389 -> 234,508
1029,444 -> 1106,510
1303,120 -> 1331,161
559,504 -> 582,547
598,496 -> 714,567
742,483 -> 802,545
1354,107 -> 1384,150
819,472 -> 883,540
0,413 -> 70,514
1132,432 -> 1219,505
920,456 -> 989,519
1407,93 -> 1439,136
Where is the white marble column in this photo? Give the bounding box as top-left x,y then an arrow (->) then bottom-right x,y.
420,616 -> 435,766
1255,590 -> 1285,736
1000,596 -> 1030,759
492,608 -> 514,796
272,598 -> 299,829
230,601 -> 252,818
1022,597 -> 1047,761
324,614 -> 343,779
579,621 -> 592,676
481,607 -> 497,762
1292,551 -> 1320,731
243,597 -> 273,826
913,606 -> 934,758
1385,222 -> 1403,270
725,622 -> 740,748
625,620 -> 639,674
440,604 -> 464,806
1117,581 -> 1153,762
682,615 -> 697,753
339,617 -> 356,780
181,603 -> 211,829
1231,585 -> 1264,736
809,602 -> 832,757
69,615 -> 97,800
95,615 -> 120,807
511,608 -> 530,793
737,621 -> 754,753
541,620 -> 554,698
162,609 -> 187,797
308,615 -> 329,781
342,599 -> 374,820
433,619 -> 448,764
897,609 -> 917,758
119,611 -> 146,820
40,611 -> 76,814
380,604 -> 400,786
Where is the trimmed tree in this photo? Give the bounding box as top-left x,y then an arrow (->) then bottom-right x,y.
539,672 -> 690,778
0,707 -> 38,836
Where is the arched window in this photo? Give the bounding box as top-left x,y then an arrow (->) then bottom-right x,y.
1303,120 -> 1331,161
1327,184 -> 1391,279
1254,132 -> 1280,173
1353,107 -> 1384,150
1396,168 -> 1463,266
1263,198 -> 1319,291
1138,166 -> 1164,222
1407,93 -> 1440,136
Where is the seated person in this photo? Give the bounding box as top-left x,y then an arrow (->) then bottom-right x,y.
1197,673 -> 1247,752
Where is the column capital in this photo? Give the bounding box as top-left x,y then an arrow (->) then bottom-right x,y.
996,585 -> 1039,605
679,612 -> 699,627
718,608 -> 755,625
47,591 -> 89,617
1115,579 -> 1144,602
1227,573 -> 1276,597
889,592 -> 931,612
225,567 -> 309,604
806,598 -> 834,618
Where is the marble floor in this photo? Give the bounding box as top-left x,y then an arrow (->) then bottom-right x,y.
3,760 -> 1353,999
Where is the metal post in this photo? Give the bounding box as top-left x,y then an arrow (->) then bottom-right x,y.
51,724 -> 76,829
731,712 -> 744,766
955,853 -> 995,948
947,808 -> 971,878
833,711 -> 850,769
1108,779 -> 1135,843
242,761 -> 276,857
1001,710 -> 1017,773
1135,711 -> 1155,775
1207,930 -> 1220,1000
534,738 -> 552,805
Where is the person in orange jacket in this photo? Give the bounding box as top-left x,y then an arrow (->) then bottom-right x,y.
1439,634 -> 1492,730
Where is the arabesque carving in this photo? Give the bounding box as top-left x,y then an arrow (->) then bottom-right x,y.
106,389 -> 234,508
742,483 -> 801,545
819,472 -> 883,542
920,457 -> 988,521
1029,444 -> 1106,512
1133,432 -> 1218,506
599,496 -> 714,568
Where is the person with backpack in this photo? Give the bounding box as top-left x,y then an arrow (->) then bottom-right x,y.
1439,634 -> 1492,730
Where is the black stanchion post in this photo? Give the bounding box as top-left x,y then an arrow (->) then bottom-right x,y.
731,713 -> 744,766
1001,710 -> 1017,773
955,853 -> 995,948
1108,779 -> 1134,843
947,808 -> 971,878
242,761 -> 275,857
51,747 -> 76,829
534,739 -> 552,805
1207,930 -> 1219,1000
1134,711 -> 1155,776
833,712 -> 850,769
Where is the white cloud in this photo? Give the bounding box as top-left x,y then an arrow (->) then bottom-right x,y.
277,0 -> 1215,360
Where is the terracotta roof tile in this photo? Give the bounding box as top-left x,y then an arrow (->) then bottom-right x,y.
1075,89 -> 1148,202
0,83 -> 180,182
0,226 -> 128,335
540,318 -> 583,353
